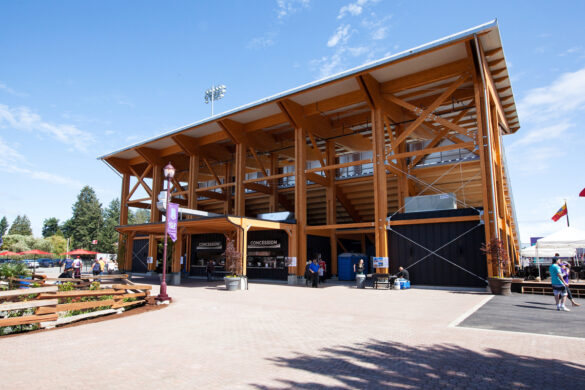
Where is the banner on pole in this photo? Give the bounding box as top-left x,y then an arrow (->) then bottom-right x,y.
167,202 -> 179,242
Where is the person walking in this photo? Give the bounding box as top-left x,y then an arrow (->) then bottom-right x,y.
72,256 -> 83,279
304,260 -> 312,287
91,258 -> 101,276
309,259 -> 320,288
206,259 -> 215,282
61,257 -> 74,278
561,262 -> 580,307
550,257 -> 570,311
318,257 -> 326,284
98,257 -> 106,274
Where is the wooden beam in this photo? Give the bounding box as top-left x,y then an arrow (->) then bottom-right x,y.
306,172 -> 328,187
135,147 -> 164,167
388,215 -> 479,226
390,75 -> 469,149
389,142 -> 475,160
305,222 -> 374,231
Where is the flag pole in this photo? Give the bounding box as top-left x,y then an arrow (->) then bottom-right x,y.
565,200 -> 570,227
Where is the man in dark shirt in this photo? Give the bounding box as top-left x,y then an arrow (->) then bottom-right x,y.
396,266 -> 409,281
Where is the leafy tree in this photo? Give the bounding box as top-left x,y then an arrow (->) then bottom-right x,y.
129,209 -> 150,225
46,235 -> 67,255
42,217 -> 61,238
98,198 -> 120,253
69,186 -> 103,249
8,215 -> 33,236
0,216 -> 8,236
60,218 -> 74,239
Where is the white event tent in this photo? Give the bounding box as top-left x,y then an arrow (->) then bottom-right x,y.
521,227 -> 585,260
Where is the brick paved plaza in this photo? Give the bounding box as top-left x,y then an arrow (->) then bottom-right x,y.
2,281 -> 585,389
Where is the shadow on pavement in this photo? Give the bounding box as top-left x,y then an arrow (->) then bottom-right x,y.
253,340 -> 585,389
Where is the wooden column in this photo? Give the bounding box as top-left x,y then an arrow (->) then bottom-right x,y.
269,153 -> 278,212
125,232 -> 135,273
372,108 -> 389,272
473,65 -> 495,277
148,235 -> 158,271
295,126 -> 307,276
171,230 -> 183,273
235,143 -> 247,216
118,173 -> 130,270
395,125 -> 409,210
149,164 -> 163,271
223,162 -> 231,215
188,155 -> 199,215
325,141 -> 338,276
237,225 -> 249,276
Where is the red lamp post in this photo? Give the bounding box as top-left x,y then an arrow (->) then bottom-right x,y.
157,162 -> 175,302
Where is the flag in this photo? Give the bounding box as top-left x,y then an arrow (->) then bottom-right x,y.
91,240 -> 98,244
580,188 -> 585,197
551,204 -> 567,222
167,202 -> 179,242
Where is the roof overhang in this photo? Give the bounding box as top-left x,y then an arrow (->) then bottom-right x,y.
116,216 -> 296,236
100,19 -> 519,164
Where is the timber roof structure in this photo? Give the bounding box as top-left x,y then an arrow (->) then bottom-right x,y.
103,20 -> 521,272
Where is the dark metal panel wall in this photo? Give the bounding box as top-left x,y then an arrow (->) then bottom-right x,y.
132,239 -> 149,273
388,209 -> 487,287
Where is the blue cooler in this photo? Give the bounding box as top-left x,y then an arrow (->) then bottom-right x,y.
398,278 -> 410,289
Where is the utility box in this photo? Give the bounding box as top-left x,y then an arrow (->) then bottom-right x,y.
404,193 -> 456,213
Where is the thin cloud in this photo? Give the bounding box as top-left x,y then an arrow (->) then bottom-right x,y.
509,121 -> 572,149
276,0 -> 310,19
0,104 -> 95,151
0,82 -> 28,98
372,26 -> 388,40
0,136 -> 83,187
338,0 -> 369,19
247,34 -> 276,50
517,66 -> 585,121
327,24 -> 351,47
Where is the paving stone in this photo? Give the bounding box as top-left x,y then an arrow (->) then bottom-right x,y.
1,281 -> 584,389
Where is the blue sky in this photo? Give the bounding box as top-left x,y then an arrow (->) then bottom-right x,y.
1,0 -> 584,243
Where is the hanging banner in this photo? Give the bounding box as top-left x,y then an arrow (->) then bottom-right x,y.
167,202 -> 179,242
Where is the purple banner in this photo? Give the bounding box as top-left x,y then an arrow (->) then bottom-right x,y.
167,202 -> 179,242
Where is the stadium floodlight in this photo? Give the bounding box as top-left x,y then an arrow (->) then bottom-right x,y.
204,84 -> 227,116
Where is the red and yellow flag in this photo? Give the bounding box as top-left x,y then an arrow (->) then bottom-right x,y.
552,204 -> 568,222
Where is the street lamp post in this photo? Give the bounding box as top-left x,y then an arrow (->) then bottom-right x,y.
204,84 -> 226,116
157,162 -> 176,302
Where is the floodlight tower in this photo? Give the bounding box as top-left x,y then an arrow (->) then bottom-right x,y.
204,84 -> 226,116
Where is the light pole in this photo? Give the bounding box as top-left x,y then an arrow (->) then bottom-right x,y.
204,84 -> 226,116
157,162 -> 175,302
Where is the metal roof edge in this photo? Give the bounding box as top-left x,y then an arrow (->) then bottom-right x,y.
99,19 -> 498,161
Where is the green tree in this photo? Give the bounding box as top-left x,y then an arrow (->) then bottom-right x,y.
0,216 -> 8,236
98,198 -> 120,253
42,217 -> 61,238
46,235 -> 67,255
129,209 -> 150,225
69,186 -> 103,249
8,215 -> 33,236
60,218 -> 74,239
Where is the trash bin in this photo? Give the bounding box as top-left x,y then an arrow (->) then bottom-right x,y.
356,274 -> 366,289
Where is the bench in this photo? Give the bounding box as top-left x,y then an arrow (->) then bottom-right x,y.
372,273 -> 394,289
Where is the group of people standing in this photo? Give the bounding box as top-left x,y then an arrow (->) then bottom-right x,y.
305,257 -> 327,288
549,254 -> 580,311
60,256 -> 116,278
